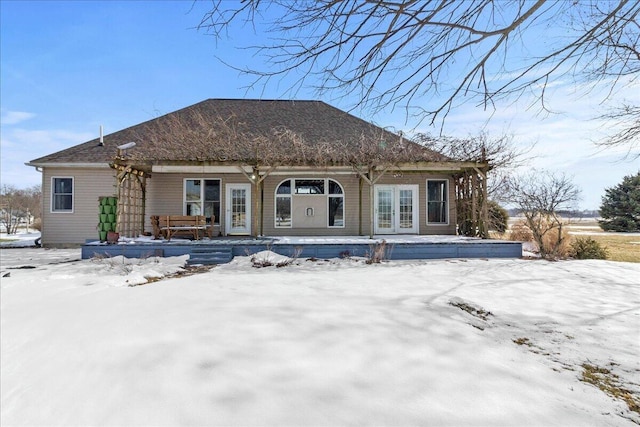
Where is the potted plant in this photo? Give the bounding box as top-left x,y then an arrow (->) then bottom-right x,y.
106,231 -> 119,244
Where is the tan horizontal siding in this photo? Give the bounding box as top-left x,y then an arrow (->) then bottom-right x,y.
371,172 -> 456,235
145,173 -> 253,236
41,167 -> 116,246
262,172 -> 457,236
42,168 -> 458,245
261,175 -> 361,236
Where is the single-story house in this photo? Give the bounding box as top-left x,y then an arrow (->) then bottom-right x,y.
27,99 -> 490,247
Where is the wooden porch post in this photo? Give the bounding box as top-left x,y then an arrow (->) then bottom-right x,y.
237,165 -> 277,237
369,170 -> 375,239
253,168 -> 260,238
352,165 -> 390,239
472,172 -> 478,233
476,166 -> 489,239
139,174 -> 147,237
358,176 -> 363,236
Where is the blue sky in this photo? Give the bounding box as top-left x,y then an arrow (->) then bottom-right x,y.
1,0 -> 638,210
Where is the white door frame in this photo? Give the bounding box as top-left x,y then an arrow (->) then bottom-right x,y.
374,185 -> 418,234
225,183 -> 251,235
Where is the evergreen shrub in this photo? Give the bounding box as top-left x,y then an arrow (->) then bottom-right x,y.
570,237 -> 608,260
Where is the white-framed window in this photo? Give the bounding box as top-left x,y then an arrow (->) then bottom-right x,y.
427,179 -> 448,224
275,178 -> 345,228
184,179 -> 220,224
51,177 -> 74,213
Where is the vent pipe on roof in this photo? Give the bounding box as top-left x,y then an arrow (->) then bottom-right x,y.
98,125 -> 104,146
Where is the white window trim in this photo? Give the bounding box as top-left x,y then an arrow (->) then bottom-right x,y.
274,178 -> 345,228
183,178 -> 221,224
50,176 -> 74,213
426,179 -> 449,226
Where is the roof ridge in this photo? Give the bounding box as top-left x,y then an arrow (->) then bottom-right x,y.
203,98 -> 323,103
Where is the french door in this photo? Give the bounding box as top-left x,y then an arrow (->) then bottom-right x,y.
374,185 -> 418,234
225,184 -> 251,235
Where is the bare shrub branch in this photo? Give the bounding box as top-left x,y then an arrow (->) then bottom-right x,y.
506,170 -> 581,259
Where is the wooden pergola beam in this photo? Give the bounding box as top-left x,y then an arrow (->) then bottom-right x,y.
454,167 -> 489,238
110,162 -> 149,238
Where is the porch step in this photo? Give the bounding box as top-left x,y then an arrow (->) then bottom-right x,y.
188,246 -> 234,265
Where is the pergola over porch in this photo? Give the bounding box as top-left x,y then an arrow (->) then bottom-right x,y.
110,158 -> 490,240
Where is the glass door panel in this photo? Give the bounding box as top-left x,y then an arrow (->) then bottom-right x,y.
375,187 -> 394,234
225,184 -> 251,235
374,185 -> 418,234
398,188 -> 414,230
231,188 -> 246,228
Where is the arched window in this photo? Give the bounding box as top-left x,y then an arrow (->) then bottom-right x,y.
275,179 -> 292,227
275,178 -> 345,228
327,179 -> 344,227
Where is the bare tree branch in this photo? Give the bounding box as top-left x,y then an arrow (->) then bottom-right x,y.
596,103 -> 640,158
197,0 -> 640,150
414,131 -> 535,202
414,131 -> 532,169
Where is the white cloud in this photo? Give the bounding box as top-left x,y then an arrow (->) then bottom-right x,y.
1,110 -> 36,125
4,128 -> 93,149
0,128 -> 94,188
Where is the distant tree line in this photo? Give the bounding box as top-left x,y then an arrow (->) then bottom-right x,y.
0,185 -> 41,234
507,208 -> 602,218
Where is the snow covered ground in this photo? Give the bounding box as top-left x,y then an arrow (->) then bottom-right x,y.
1,247 -> 639,426
0,231 -> 41,248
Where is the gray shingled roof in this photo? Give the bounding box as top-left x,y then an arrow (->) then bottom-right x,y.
28,99 -> 447,165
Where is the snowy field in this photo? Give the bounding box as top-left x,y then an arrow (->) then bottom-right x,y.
1,246 -> 639,426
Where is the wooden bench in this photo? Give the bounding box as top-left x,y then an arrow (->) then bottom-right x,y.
151,215 -> 214,241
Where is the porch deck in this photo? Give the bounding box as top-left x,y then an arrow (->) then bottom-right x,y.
81,235 -> 523,265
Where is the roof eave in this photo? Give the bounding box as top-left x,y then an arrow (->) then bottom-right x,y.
395,161 -> 489,171
25,159 -> 488,173
25,162 -> 112,169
